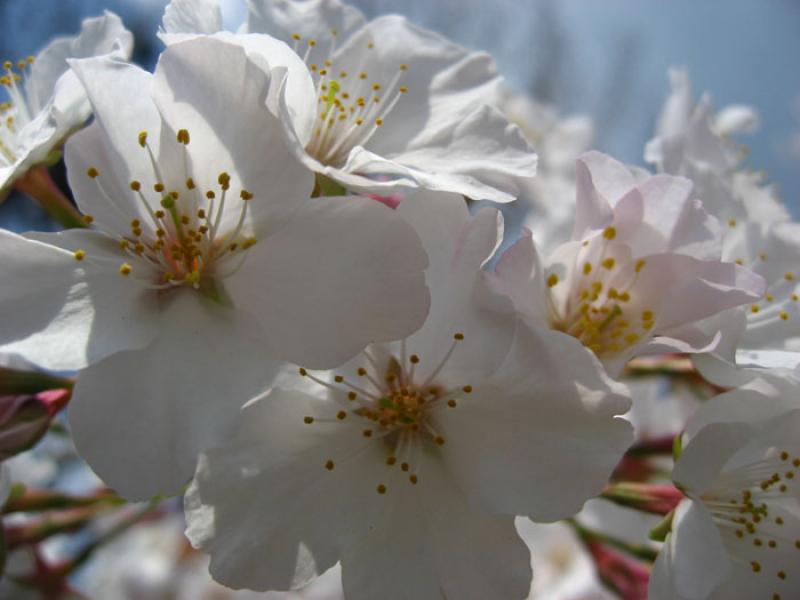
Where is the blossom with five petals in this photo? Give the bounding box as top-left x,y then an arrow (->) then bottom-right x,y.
185,191 -> 633,599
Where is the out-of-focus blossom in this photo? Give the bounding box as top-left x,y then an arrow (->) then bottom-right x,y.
489,151 -> 764,375
0,389 -> 69,462
650,395 -> 800,600
0,36 -> 429,501
0,12 -> 133,194
185,191 -> 632,598
501,89 -> 594,255
160,0 -> 538,202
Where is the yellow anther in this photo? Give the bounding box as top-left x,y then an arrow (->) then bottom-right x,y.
362,429 -> 373,438
625,332 -> 640,345
454,332 -> 465,340
785,272 -> 795,281
86,167 -> 99,178
292,33 -> 301,41
792,294 -> 799,302
376,484 -> 386,494
635,259 -> 646,273
359,71 -> 367,79
602,257 -> 616,270
119,263 -> 132,276
242,237 -> 257,249
618,292 -> 631,302
751,304 -> 761,313
130,180 -> 141,191
409,474 -> 418,484
409,354 -> 420,364
154,183 -> 165,193
336,411 -> 347,420
73,249 -> 86,261
766,294 -> 775,302
447,399 -> 457,407
759,252 -> 768,261
728,218 -> 737,227
399,63 -> 408,70
583,262 -> 593,275
324,460 -> 334,470
303,415 -> 313,424
375,118 -> 384,126
2,61 -> 11,70
218,172 -> 231,190
82,215 -> 94,225
176,129 -> 190,144
399,86 -> 408,93
138,131 -> 148,147
603,227 -> 617,240
434,436 -> 445,446
642,310 -> 654,321
462,385 -> 472,393
547,273 -> 559,288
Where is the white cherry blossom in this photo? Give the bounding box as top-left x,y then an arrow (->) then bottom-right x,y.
650,386 -> 800,600
185,191 -> 633,599
0,12 -> 133,191
489,151 -> 765,375
160,0 -> 538,202
0,36 -> 429,500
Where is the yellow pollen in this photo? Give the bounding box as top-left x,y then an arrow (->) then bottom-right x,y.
303,416 -> 313,424
781,311 -> 790,321
138,131 -> 148,147
218,172 -> 231,190
376,484 -> 386,494
447,399 -> 457,407
292,33 -> 301,41
324,460 -> 334,470
635,259 -> 646,272
409,474 -> 418,484
547,273 -> 559,288
751,304 -> 761,313
240,190 -> 254,200
399,86 -> 408,93
375,118 -> 384,126
73,249 -> 86,261
401,462 -> 409,472
362,429 -> 373,438
462,385 -> 472,393
728,218 -> 737,227
129,180 -> 141,191
119,263 -> 132,276
154,183 -> 165,193
82,215 -> 94,225
602,258 -> 616,270
409,354 -> 420,364
176,129 -> 190,144
454,332 -> 465,340
583,262 -> 593,275
603,227 -> 617,240
785,272 -> 795,281
86,167 -> 99,178
359,72 -> 367,79
386,456 -> 397,465
399,63 -> 408,70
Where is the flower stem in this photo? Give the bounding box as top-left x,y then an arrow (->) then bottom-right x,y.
14,166 -> 86,229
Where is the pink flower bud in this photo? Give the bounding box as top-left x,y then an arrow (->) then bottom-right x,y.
0,389 -> 70,460
586,540 -> 650,600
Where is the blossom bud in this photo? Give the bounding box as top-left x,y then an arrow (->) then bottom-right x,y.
0,389 -> 70,461
602,482 -> 685,516
585,540 -> 650,600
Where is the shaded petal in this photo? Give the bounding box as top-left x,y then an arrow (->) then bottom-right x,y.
340,456 -> 531,600
69,292 -> 277,500
0,229 -> 157,371
161,0 -> 222,35
226,195 -> 429,369
26,11 -> 133,116
438,321 -> 633,521
186,387 -> 384,591
151,36 -> 314,232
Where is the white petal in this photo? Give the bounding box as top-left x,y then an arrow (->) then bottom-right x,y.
186,387 -> 384,591
439,321 -> 633,521
69,292 -> 277,500
397,191 -> 516,380
340,457 -> 531,600
161,0 -> 223,35
226,195 -> 429,369
151,36 -> 314,232
26,11 -> 133,116
0,229 -> 157,371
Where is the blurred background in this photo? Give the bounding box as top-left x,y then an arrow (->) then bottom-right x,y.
0,1 -> 797,598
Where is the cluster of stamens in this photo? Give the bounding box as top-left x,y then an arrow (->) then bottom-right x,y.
703,448 -> 799,599
74,128 -> 256,291
300,333 -> 471,495
0,56 -> 35,164
291,31 -> 409,166
548,227 -> 654,357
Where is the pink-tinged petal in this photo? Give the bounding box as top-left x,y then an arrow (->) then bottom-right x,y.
161,0 -> 222,35
0,229 -> 157,371
438,321 -> 633,522
340,457 -> 531,600
572,151 -> 629,239
226,195 -> 429,369
151,36 -> 314,232
186,387 -> 384,591
70,291 -> 277,501
487,228 -> 550,325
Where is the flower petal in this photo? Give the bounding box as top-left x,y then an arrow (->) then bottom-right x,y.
69,291 -> 277,500
226,195 -> 429,369
161,0 -> 222,35
0,229 -> 157,371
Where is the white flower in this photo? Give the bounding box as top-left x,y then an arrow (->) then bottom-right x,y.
645,68 -> 788,226
650,384 -> 800,600
0,12 -> 133,191
0,37 -> 429,500
160,0 -> 538,202
489,151 -> 765,375
185,191 -> 632,598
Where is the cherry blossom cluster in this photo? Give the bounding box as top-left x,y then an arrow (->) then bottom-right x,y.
0,1 -> 796,599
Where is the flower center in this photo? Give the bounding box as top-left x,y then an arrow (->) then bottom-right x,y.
75,128 -> 257,297
291,31 -> 408,167
547,227 -> 655,357
299,333 -> 471,493
702,449 -> 799,598
0,56 -> 35,164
